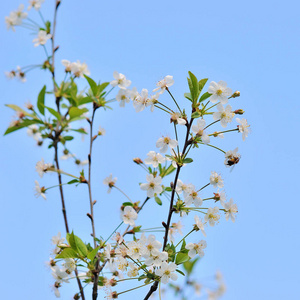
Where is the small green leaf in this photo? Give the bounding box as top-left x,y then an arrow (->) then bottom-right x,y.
67,179 -> 79,184
56,248 -> 79,259
37,85 -> 46,115
188,71 -> 200,103
69,232 -> 88,257
165,187 -> 172,192
45,106 -> 61,120
69,107 -> 88,119
122,202 -> 133,207
87,246 -> 100,261
181,239 -> 186,251
78,97 -> 93,106
176,269 -> 186,276
64,136 -> 74,141
71,128 -> 88,134
84,75 -> 97,95
198,78 -> 208,94
164,164 -> 176,176
199,92 -> 212,102
183,257 -> 199,275
183,158 -> 193,164
5,104 -> 35,118
155,197 -> 162,205
4,119 -> 40,135
184,93 -> 193,101
191,111 -> 201,119
175,252 -> 190,264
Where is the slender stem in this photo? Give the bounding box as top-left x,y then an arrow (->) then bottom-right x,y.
175,229 -> 195,248
174,123 -> 180,155
38,10 -> 47,26
197,183 -> 210,192
114,186 -> 132,202
204,119 -> 220,130
27,17 -> 41,27
209,128 -> 238,135
105,221 -> 124,244
88,109 -> 97,247
199,143 -> 226,154
157,101 -> 174,113
117,283 -> 152,296
50,2 -> 85,299
154,105 -> 171,114
42,45 -> 49,58
166,88 -> 182,113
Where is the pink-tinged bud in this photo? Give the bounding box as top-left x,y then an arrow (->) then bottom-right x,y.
111,291 -> 118,298
213,192 -> 220,201
133,157 -> 143,164
231,91 -> 240,98
234,109 -> 245,115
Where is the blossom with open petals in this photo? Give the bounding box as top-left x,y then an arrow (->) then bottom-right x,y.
140,174 -> 163,197
156,136 -> 178,153
32,30 -> 52,47
153,75 -> 174,94
110,71 -> 131,89
236,118 -> 250,141
192,119 -> 210,144
156,262 -> 178,284
208,81 -> 232,104
213,104 -> 235,128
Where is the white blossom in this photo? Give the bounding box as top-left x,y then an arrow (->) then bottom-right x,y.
34,180 -> 46,200
145,249 -> 168,267
224,147 -> 240,167
170,112 -> 186,125
222,198 -> 238,222
236,118 -> 250,141
210,171 -> 224,188
192,119 -> 210,144
208,81 -> 232,104
27,124 -> 42,141
186,240 -> 207,258
70,60 -> 90,77
168,221 -> 183,242
35,158 -> 51,178
62,258 -> 76,273
176,180 -> 194,197
51,266 -> 69,283
32,30 -> 52,47
127,262 -> 139,277
153,75 -> 174,94
5,5 -> 27,31
155,262 -> 178,284
147,93 -> 159,112
61,59 -> 72,72
127,236 -> 146,260
28,0 -> 45,10
144,151 -> 165,168
194,215 -> 206,237
116,89 -> 130,107
110,71 -> 131,89
121,206 -> 138,226
213,104 -> 235,128
184,187 -> 202,207
204,207 -> 220,226
156,136 -> 178,153
98,126 -> 106,136
140,174 -> 163,197
143,234 -> 162,258
133,88 -> 148,112
103,174 -> 117,193
214,191 -> 226,206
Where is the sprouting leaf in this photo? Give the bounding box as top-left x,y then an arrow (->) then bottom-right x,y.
5,104 -> 36,118
4,119 -> 42,135
175,252 -> 190,264
176,269 -> 186,276
67,179 -> 79,184
183,158 -> 193,164
155,197 -> 162,205
87,246 -> 100,261
184,93 -> 193,102
198,78 -> 208,94
45,106 -> 61,120
68,232 -> 88,257
56,248 -> 79,259
69,107 -> 88,119
84,75 -> 97,95
191,111 -> 201,119
188,71 -> 200,103
199,92 -> 212,103
37,85 -> 46,115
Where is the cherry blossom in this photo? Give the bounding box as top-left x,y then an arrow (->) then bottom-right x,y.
208,80 -> 232,104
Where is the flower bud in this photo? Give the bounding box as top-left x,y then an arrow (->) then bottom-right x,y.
231,91 -> 240,98
73,294 -> 80,300
133,157 -> 143,164
234,109 -> 245,115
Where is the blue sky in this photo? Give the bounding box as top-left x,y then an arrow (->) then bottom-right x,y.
1,0 -> 300,299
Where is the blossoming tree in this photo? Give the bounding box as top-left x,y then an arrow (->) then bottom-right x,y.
4,1 -> 250,299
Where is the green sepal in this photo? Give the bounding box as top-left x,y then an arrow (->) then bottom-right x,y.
122,202 -> 133,207
183,158 -> 193,164
191,111 -> 202,119
176,269 -> 186,276
67,179 -> 79,184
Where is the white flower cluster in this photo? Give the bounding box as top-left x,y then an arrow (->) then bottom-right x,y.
5,4 -> 28,31
61,59 -> 90,77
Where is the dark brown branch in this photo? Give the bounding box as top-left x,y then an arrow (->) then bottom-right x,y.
144,119 -> 194,300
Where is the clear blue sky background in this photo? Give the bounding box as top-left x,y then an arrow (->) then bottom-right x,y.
1,0 -> 299,299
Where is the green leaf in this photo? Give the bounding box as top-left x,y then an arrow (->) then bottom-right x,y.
181,239 -> 186,251
198,78 -> 208,94
56,248 -> 79,259
184,93 -> 193,102
165,187 -> 172,192
69,232 -> 88,257
37,85 -> 46,115
69,107 -> 88,119
87,246 -> 100,261
71,128 -> 88,134
164,164 -> 176,176
4,119 -> 40,135
155,197 -> 162,205
78,96 -> 93,106
67,179 -> 79,184
45,106 -> 61,120
99,82 -> 110,94
122,202 -> 133,207
199,92 -> 212,102
188,71 -> 199,103
175,252 -> 190,264
176,269 -> 186,276
191,111 -> 201,119
64,136 -> 74,141
183,257 -> 199,275
5,104 -> 35,118
183,158 -> 193,164
84,75 -> 97,95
